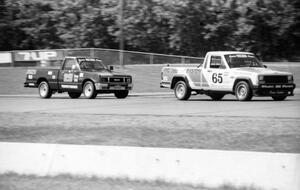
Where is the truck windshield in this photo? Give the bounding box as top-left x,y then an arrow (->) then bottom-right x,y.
224,54 -> 263,68
79,61 -> 107,71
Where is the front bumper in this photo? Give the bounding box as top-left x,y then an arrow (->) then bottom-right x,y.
253,83 -> 296,96
24,81 -> 37,88
94,82 -> 133,91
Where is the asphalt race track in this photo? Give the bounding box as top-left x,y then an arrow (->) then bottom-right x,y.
0,93 -> 299,153
0,93 -> 300,118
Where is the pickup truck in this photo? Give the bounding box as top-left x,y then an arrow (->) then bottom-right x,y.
160,51 -> 296,101
24,57 -> 133,99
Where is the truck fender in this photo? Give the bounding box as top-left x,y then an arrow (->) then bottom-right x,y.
232,78 -> 254,91
82,78 -> 97,87
171,75 -> 191,89
36,77 -> 48,85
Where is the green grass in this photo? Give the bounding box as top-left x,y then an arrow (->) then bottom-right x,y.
1,112 -> 299,153
0,173 -> 261,190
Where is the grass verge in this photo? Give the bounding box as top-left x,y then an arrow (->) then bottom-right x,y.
0,112 -> 299,153
0,173 -> 261,190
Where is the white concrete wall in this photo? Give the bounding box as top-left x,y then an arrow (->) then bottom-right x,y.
0,142 -> 299,190
0,52 -> 12,63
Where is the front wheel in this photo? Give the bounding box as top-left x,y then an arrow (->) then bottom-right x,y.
68,92 -> 81,99
114,90 -> 129,99
272,96 -> 287,101
38,81 -> 52,98
235,81 -> 253,101
174,81 -> 191,100
83,81 -> 97,99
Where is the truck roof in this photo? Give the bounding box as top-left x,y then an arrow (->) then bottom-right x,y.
206,51 -> 254,56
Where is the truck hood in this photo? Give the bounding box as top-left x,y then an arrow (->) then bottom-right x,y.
91,70 -> 130,77
232,67 -> 291,76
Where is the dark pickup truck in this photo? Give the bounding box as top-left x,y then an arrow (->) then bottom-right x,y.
24,57 -> 133,99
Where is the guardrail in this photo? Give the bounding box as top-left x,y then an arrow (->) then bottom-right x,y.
0,48 -> 204,67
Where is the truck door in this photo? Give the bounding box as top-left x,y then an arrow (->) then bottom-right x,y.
59,58 -> 80,91
202,55 -> 230,91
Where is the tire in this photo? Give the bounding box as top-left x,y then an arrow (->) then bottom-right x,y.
83,81 -> 97,99
38,81 -> 52,98
235,81 -> 253,101
208,93 -> 225,101
114,90 -> 129,99
174,81 -> 191,100
68,92 -> 81,99
272,96 -> 287,101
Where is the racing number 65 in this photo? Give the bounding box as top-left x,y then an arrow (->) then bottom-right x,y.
212,73 -> 223,83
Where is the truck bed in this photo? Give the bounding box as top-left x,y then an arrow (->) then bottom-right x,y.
24,68 -> 60,90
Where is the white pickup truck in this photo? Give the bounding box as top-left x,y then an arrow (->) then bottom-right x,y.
160,51 -> 295,101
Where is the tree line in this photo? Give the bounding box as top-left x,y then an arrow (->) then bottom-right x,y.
0,0 -> 299,61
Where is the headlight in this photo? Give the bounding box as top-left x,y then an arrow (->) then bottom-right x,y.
258,75 -> 264,81
125,77 -> 132,83
100,77 -> 108,83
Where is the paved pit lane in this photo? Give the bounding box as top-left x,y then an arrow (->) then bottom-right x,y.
0,93 -> 299,153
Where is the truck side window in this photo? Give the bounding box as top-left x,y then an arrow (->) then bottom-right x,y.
210,56 -> 222,69
63,59 -> 77,70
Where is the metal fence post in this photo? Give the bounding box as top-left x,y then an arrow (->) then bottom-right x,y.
181,57 -> 185,64
119,50 -> 124,66
11,51 -> 15,67
90,48 -> 95,58
150,54 -> 154,64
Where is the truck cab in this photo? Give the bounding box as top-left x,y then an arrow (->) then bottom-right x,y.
160,51 -> 295,101
24,57 -> 133,99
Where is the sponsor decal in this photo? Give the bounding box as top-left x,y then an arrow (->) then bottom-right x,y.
28,75 -> 33,79
164,68 -> 177,74
193,82 -> 201,86
61,85 -> 78,89
63,73 -> 73,82
187,68 -> 201,82
14,51 -> 63,61
16,51 -> 58,61
74,75 -> 79,82
110,85 -> 125,90
77,58 -> 100,62
48,71 -> 53,75
186,69 -> 200,74
79,73 -> 84,78
52,75 -> 56,79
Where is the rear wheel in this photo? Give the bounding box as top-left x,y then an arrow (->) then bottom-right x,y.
174,81 -> 191,100
68,92 -> 81,99
83,81 -> 97,99
235,81 -> 253,101
208,93 -> 225,101
272,96 -> 287,101
38,81 -> 52,98
114,90 -> 129,99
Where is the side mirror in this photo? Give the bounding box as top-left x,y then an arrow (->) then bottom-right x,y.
263,65 -> 267,68
109,66 -> 114,71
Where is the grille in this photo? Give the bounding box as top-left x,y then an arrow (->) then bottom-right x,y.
109,77 -> 124,83
264,76 -> 288,83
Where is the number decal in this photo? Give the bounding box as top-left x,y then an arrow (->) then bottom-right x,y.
212,73 -> 223,83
